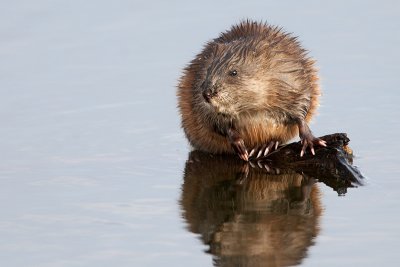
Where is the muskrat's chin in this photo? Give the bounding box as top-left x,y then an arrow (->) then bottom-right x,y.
205,100 -> 238,117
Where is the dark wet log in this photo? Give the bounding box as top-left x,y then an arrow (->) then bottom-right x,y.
186,133 -> 363,195
254,133 -> 364,194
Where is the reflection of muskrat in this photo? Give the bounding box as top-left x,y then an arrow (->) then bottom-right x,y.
177,20 -> 326,161
180,151 -> 322,267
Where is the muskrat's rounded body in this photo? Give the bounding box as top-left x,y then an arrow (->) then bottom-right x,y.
178,20 -> 325,160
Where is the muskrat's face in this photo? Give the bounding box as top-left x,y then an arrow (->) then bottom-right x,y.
196,43 -> 267,117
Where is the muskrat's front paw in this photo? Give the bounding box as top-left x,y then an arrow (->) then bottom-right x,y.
231,139 -> 249,161
300,137 -> 327,157
248,140 -> 280,160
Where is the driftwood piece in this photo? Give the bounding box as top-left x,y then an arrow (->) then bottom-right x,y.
254,133 -> 364,194
186,133 -> 363,195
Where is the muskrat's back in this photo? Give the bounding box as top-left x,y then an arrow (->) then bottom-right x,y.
177,20 -> 326,161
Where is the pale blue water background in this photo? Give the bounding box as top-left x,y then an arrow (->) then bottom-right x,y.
0,1 -> 399,266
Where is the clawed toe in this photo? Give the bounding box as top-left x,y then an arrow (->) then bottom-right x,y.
232,139 -> 248,161
318,139 -> 327,147
249,140 -> 280,160
300,137 -> 327,157
238,149 -> 249,161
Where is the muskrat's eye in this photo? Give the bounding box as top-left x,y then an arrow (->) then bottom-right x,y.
229,70 -> 238,77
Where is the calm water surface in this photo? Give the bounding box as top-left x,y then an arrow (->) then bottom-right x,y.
1,1 -> 399,266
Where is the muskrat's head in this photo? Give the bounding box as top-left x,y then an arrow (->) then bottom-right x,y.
196,41 -> 268,117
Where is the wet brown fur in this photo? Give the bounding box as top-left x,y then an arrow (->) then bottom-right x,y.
177,20 -> 320,154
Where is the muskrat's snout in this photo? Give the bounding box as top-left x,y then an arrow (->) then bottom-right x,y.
202,89 -> 211,102
201,80 -> 220,102
202,88 -> 216,102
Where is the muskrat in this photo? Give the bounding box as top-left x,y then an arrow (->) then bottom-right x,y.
177,20 -> 326,161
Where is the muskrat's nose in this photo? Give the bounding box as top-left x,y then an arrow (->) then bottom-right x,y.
202,89 -> 213,102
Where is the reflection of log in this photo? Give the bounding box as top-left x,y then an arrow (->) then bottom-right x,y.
252,133 -> 364,195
